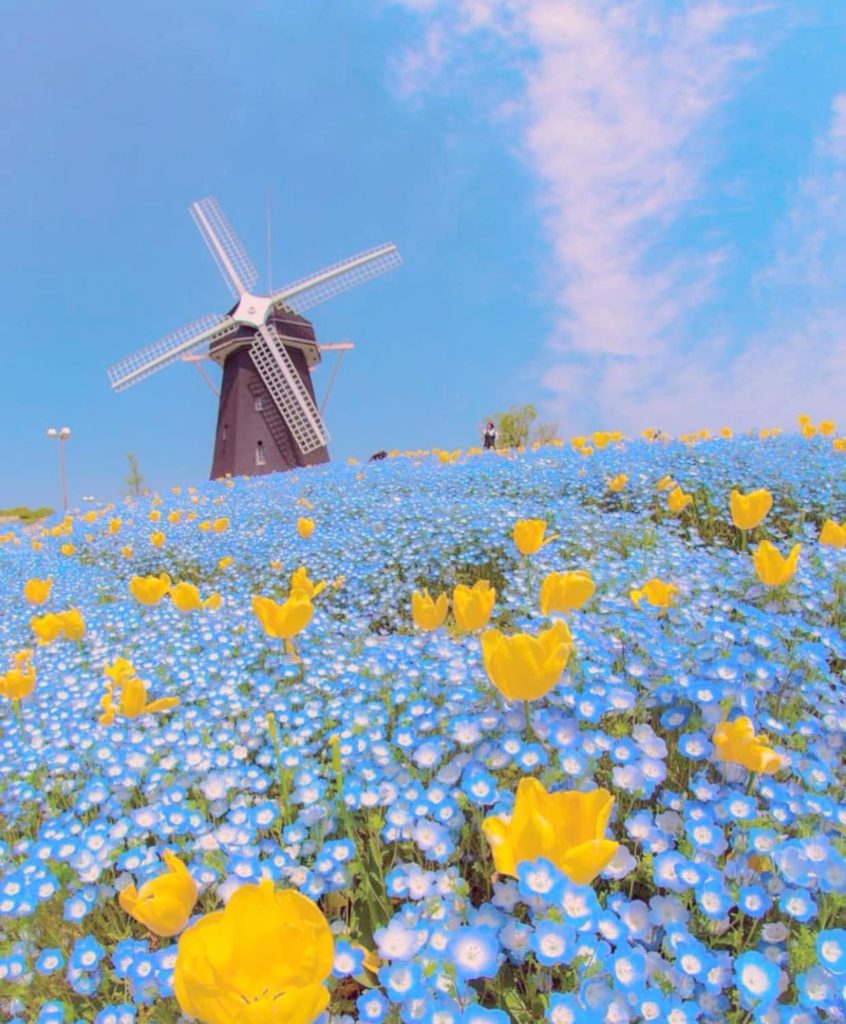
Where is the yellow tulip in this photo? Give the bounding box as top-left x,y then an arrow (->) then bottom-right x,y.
580,446 -> 593,457
167,510 -> 183,525
752,541 -> 800,587
655,475 -> 676,492
482,778 -> 619,885
24,578 -> 52,605
99,676 -> 179,725
290,567 -> 326,600
104,657 -> 137,686
593,432 -> 611,449
411,589 -> 449,632
729,488 -> 773,531
570,435 -> 587,450
540,570 -> 595,614
667,486 -> 693,514
173,880 -> 333,1024
797,413 -> 811,427
607,473 -> 627,492
818,420 -> 836,436
170,582 -> 222,613
150,531 -> 166,548
107,517 -> 122,534
119,849 -> 198,937
212,517 -> 229,533
60,543 -> 76,557
129,574 -> 172,606
59,608 -> 85,641
0,650 -> 36,701
819,520 -> 846,548
512,519 -> 558,556
298,497 -> 314,510
297,517 -> 315,539
630,578 -> 679,611
452,580 -> 496,632
713,717 -> 785,775
121,545 -> 134,559
720,427 -> 733,439
833,438 -> 846,452
802,423 -> 817,439
252,592 -> 314,640
270,559 -> 283,572
31,612 -> 64,645
149,509 -> 162,523
481,621 -> 572,701
218,556 -> 234,571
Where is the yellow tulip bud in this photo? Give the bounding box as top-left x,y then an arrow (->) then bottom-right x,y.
297,517 -> 315,539
713,717 -> 785,775
290,567 -> 326,600
512,519 -> 557,556
481,621 -> 572,701
729,489 -> 773,531
173,880 -> 333,1024
752,541 -> 800,587
31,612 -> 65,645
667,486 -> 693,515
630,578 -> 678,611
819,520 -> 846,548
411,589 -> 449,632
119,849 -> 197,937
252,591 -> 314,640
24,578 -> 52,605
540,570 -> 595,614
129,574 -> 172,606
0,650 -> 36,701
59,608 -> 85,641
607,474 -> 627,493
452,580 -> 496,632
482,777 -> 619,885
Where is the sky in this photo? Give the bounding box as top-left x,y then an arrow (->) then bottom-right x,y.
1,0 -> 844,508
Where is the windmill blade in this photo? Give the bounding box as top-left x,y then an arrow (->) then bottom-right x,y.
270,243 -> 401,316
250,322 -> 330,455
107,313 -> 236,392
190,196 -> 259,299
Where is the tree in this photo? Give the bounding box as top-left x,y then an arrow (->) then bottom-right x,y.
125,453 -> 147,498
532,420 -> 560,444
495,404 -> 537,448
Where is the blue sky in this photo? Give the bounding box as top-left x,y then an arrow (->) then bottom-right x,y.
1,1 -> 844,508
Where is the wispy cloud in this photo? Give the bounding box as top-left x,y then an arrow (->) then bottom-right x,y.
388,1 -> 845,430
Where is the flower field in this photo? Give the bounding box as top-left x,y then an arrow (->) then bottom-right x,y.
1,430 -> 845,1024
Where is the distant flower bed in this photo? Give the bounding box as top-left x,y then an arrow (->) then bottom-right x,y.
0,427 -> 844,1024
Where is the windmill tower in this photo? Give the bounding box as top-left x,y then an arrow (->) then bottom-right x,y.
107,197 -> 401,478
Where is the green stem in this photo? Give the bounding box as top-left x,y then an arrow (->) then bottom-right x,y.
524,701 -> 535,744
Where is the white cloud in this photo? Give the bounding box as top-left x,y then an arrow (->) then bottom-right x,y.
390,1 -> 844,431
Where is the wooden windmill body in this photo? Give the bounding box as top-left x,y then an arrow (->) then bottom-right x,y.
107,197 -> 400,478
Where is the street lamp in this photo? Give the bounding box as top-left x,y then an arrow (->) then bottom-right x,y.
46,426 -> 71,512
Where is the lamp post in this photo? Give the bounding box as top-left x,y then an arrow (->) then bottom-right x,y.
46,427 -> 71,512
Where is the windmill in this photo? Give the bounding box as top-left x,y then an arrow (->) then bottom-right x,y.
107,196 -> 401,478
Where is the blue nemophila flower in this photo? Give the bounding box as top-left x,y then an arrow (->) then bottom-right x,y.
735,950 -> 781,1011
516,857 -> 565,903
69,934 -> 105,972
34,948 -> 64,975
333,939 -> 365,978
446,925 -> 500,980
461,1007 -> 510,1024
779,888 -> 817,922
816,928 -> 846,975
609,945 -> 647,989
738,883 -> 772,919
530,918 -> 574,966
94,1006 -> 136,1024
35,1002 -> 65,1024
378,960 -> 424,1003
546,992 -> 591,1024
357,989 -> 389,1023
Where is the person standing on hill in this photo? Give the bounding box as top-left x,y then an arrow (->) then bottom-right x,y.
483,421 -> 497,450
